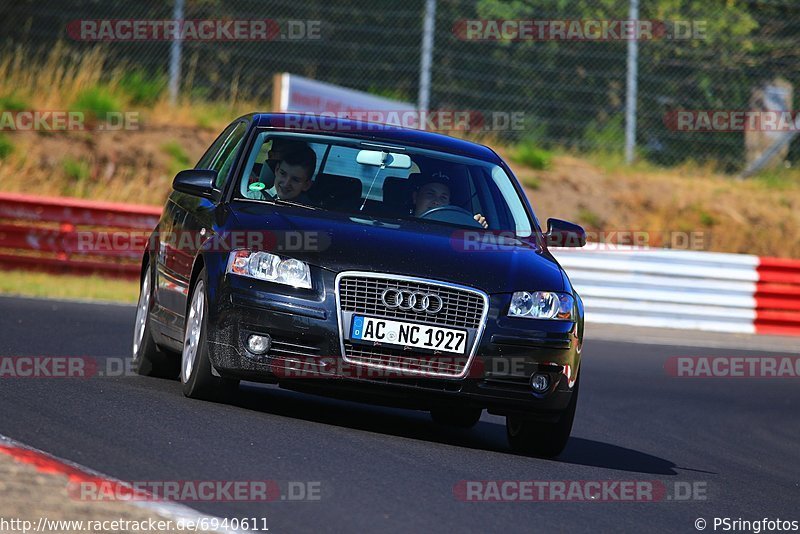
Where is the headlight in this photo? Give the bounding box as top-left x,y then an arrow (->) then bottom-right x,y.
508,291 -> 574,320
227,250 -> 312,289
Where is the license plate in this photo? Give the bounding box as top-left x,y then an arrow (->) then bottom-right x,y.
350,316 -> 468,355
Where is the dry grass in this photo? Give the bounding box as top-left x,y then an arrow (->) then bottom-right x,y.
503,150 -> 800,258
0,43 -> 260,130
0,269 -> 138,302
0,43 -> 108,108
0,44 -> 268,204
0,127 -> 215,205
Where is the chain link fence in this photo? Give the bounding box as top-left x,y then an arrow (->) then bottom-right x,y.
1,0 -> 799,172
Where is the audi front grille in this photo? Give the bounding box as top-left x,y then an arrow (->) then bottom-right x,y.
338,275 -> 485,328
335,272 -> 489,378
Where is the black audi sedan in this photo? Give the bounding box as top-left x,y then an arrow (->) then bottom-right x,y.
133,113 -> 586,457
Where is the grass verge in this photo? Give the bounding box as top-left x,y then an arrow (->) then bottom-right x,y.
0,270 -> 138,303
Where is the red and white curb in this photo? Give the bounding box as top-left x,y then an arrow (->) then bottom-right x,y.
0,433 -> 246,533
755,257 -> 800,335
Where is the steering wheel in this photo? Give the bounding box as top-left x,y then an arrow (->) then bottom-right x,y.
418,205 -> 483,228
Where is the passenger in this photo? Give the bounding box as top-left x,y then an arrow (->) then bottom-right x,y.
265,143 -> 317,202
412,172 -> 488,228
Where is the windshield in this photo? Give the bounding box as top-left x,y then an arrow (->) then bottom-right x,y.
235,131 -> 534,235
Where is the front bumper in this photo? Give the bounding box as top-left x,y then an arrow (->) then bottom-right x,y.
206,268 -> 582,417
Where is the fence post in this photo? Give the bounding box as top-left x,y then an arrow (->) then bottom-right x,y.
418,0 -> 437,125
624,0 -> 639,164
168,0 -> 185,105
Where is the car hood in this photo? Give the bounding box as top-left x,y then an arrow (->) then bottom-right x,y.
227,202 -> 565,294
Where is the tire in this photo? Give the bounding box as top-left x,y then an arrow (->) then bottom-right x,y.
430,406 -> 482,428
181,269 -> 239,400
132,266 -> 179,379
506,375 -> 580,458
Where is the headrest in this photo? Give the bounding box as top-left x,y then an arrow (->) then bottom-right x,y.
382,177 -> 412,206
309,174 -> 362,211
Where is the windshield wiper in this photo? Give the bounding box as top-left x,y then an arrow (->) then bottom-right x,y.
270,196 -> 319,210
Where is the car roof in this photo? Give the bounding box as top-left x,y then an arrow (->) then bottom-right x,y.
244,113 -> 503,163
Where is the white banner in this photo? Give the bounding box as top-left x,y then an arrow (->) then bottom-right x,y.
272,73 -> 416,126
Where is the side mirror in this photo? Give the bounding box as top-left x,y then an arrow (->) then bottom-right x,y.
172,169 -> 219,200
546,218 -> 586,248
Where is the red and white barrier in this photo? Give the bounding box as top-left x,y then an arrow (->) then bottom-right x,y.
552,248 -> 800,336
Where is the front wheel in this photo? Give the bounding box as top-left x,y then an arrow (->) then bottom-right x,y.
181,270 -> 239,400
506,375 -> 580,458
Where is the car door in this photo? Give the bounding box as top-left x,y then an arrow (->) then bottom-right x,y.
173,120 -> 249,322
155,120 -> 248,341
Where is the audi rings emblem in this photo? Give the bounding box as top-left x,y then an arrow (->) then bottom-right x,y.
381,289 -> 444,314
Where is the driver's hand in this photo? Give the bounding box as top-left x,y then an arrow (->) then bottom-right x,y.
474,213 -> 488,228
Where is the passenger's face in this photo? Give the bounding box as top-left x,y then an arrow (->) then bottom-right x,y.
413,182 -> 451,215
274,161 -> 312,200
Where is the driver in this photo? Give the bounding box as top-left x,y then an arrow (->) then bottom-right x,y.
412,172 -> 488,228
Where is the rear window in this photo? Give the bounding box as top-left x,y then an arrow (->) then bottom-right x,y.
322,145 -> 414,200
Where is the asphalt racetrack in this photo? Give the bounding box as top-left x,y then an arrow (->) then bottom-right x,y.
1,295 -> 798,533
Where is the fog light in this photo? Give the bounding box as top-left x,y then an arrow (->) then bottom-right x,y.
247,334 -> 271,355
530,373 -> 550,393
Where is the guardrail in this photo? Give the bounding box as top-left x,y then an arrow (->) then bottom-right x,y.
551,247 -> 800,336
0,192 -> 160,278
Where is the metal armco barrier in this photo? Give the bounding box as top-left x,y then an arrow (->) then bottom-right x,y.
552,247 -> 800,336
0,193 -> 161,278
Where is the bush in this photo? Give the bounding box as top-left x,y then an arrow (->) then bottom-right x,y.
0,94 -> 30,112
577,208 -> 603,229
63,157 -> 90,182
162,141 -> 191,175
195,102 -> 233,130
72,86 -> 122,122
0,134 -> 13,159
162,141 -> 190,167
519,175 -> 540,190
583,114 -> 625,153
509,143 -> 553,170
119,70 -> 166,106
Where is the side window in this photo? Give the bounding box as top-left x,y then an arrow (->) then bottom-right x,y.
196,122 -> 238,170
209,122 -> 248,189
240,136 -> 274,199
